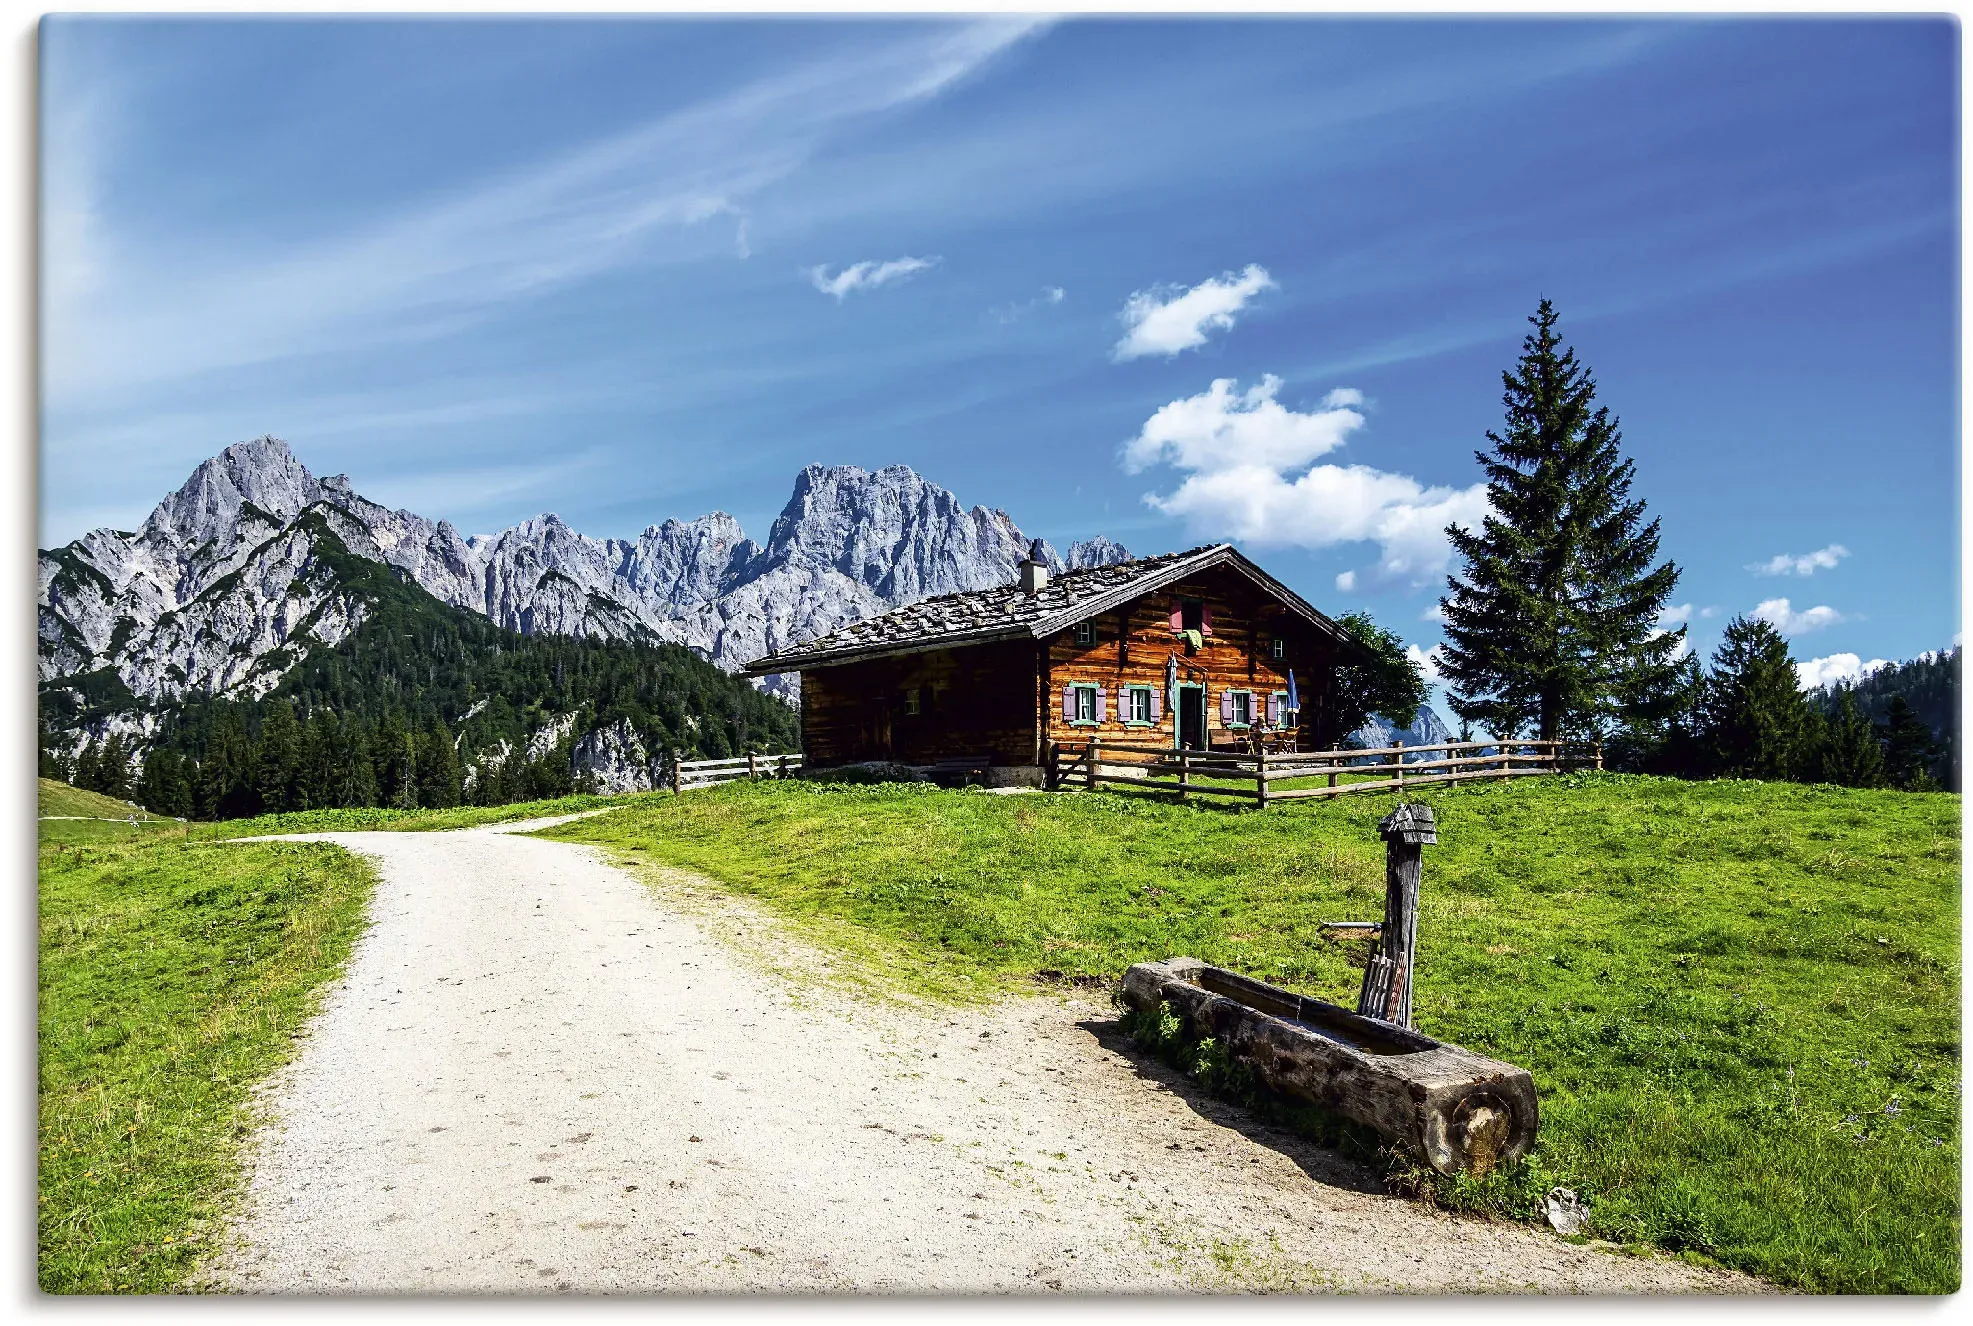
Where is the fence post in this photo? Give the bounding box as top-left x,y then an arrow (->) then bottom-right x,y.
1394,737 -> 1404,788
1088,737 -> 1101,791
1357,802 -> 1435,1028
747,750 -> 759,780
670,749 -> 683,795
1046,740 -> 1059,791
1256,751 -> 1269,808
1594,741 -> 1604,772
779,754 -> 790,779
1178,749 -> 1190,801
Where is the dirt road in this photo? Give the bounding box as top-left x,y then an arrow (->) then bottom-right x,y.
205,818 -> 1761,1294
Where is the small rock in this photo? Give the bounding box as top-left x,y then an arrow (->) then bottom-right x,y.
689,1136 -> 703,1143
529,1176 -> 552,1184
1544,1186 -> 1587,1236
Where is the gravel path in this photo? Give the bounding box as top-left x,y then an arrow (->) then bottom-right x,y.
204,818 -> 1764,1295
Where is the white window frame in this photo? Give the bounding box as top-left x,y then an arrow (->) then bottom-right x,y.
1075,620 -> 1096,646
903,687 -> 921,716
1270,636 -> 1285,661
1071,683 -> 1099,726
1125,684 -> 1153,726
1226,688 -> 1253,729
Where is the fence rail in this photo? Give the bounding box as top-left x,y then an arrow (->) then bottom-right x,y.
1046,736 -> 1599,806
671,751 -> 803,792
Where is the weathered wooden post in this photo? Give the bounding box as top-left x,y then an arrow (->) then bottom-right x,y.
778,754 -> 790,779
1178,749 -> 1190,801
1256,750 -> 1269,808
1088,737 -> 1101,792
747,750 -> 759,780
1357,803 -> 1435,1028
1594,741 -> 1604,772
1393,737 -> 1404,788
669,749 -> 683,794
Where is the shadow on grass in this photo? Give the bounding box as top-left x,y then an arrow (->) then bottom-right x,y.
1074,1014 -> 1387,1198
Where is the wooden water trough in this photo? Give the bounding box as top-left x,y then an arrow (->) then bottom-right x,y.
1120,956 -> 1537,1177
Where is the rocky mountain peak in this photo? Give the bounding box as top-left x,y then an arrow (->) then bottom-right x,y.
141,434 -> 323,548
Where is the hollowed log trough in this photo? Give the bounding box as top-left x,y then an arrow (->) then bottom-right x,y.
1121,956 -> 1537,1177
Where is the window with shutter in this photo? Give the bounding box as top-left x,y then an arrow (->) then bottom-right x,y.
1062,684 -> 1077,723
1125,686 -> 1153,725
1220,691 -> 1233,724
1070,684 -> 1098,725
1180,599 -> 1203,634
1094,686 -> 1107,723
1201,603 -> 1213,637
1149,688 -> 1163,722
1169,602 -> 1184,632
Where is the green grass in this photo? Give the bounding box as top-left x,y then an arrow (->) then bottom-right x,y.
541,772 -> 1962,1293
38,833 -> 376,1293
38,776 -> 158,821
181,789 -> 665,840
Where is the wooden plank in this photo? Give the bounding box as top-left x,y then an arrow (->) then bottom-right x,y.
1267,767 -> 1558,799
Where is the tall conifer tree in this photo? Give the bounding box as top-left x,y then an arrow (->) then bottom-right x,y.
1817,692 -> 1885,788
1700,615 -> 1819,780
1439,300 -> 1683,740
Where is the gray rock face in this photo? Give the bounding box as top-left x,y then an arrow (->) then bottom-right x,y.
1351,705 -> 1454,761
39,438 -> 1134,741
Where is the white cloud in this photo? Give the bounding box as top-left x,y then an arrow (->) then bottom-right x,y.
990,285 -> 1066,323
1420,601 -> 1448,623
1656,603 -> 1693,628
1753,597 -> 1845,635
1112,264 -> 1275,361
1124,376 -> 1489,589
809,255 -> 939,300
1699,605 -> 1722,619
1796,653 -> 1891,691
1751,543 -> 1850,577
1406,643 -> 1447,684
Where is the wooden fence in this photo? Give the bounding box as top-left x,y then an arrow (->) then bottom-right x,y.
670,751 -> 804,792
1046,736 -> 1601,806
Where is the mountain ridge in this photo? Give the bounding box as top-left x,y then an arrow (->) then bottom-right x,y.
39,437 -> 1134,745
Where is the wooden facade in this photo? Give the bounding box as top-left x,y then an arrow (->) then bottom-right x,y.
784,557 -> 1360,778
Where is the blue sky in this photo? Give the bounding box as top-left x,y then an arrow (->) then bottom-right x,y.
39,14 -> 1959,696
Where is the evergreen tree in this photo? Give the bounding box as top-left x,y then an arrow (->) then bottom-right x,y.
71,739 -> 101,794
1880,696 -> 1940,791
138,746 -> 193,818
1816,692 -> 1885,788
1439,300 -> 1683,740
94,733 -> 132,800
417,720 -> 463,808
254,700 -> 302,813
1699,616 -> 1819,780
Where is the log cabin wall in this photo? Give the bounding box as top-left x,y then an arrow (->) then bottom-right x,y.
1039,565 -> 1349,752
799,638 -> 1041,767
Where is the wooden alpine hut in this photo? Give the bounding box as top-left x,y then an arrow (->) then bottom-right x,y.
742,541 -> 1369,786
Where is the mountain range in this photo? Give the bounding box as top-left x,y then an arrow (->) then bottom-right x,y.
38,438 -> 1132,757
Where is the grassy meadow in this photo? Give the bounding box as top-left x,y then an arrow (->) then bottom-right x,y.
38,825 -> 375,1292
540,772 -> 1962,1293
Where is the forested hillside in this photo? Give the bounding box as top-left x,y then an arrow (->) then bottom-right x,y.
39,528 -> 798,819
1814,646 -> 1959,788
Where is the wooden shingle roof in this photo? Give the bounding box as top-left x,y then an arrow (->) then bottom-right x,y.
742,543 -> 1361,675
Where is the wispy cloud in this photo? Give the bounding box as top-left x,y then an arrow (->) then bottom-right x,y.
809,255 -> 939,300
1754,597 -> 1845,635
1750,543 -> 1850,577
43,18 -> 1046,408
1122,375 -> 1488,589
1406,642 -> 1448,684
990,285 -> 1065,324
1796,652 -> 1891,691
1112,264 -> 1275,361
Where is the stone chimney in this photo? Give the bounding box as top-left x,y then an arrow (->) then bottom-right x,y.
1019,538 -> 1049,595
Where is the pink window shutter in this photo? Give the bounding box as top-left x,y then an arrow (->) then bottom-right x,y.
1220,691 -> 1234,723
1202,603 -> 1213,636
1168,601 -> 1183,631
1062,685 -> 1076,722
1149,689 -> 1162,722
1268,693 -> 1281,726
1095,686 -> 1107,723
